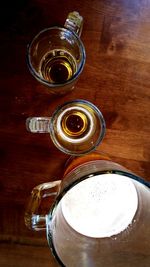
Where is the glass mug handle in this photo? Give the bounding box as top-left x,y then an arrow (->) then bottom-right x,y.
64,11 -> 83,37
25,181 -> 61,230
26,117 -> 51,133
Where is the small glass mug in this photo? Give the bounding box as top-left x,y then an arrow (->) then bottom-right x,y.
26,99 -> 106,155
27,11 -> 86,95
25,152 -> 150,267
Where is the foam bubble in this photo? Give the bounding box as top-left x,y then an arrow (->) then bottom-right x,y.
61,173 -> 138,238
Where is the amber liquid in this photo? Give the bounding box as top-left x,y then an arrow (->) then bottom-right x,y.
39,49 -> 77,84
63,152 -> 111,176
61,111 -> 89,138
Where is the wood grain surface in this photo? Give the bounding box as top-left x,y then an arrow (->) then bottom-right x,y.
0,0 -> 150,266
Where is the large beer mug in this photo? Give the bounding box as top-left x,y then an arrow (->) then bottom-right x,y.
26,99 -> 106,155
25,152 -> 150,267
27,11 -> 85,95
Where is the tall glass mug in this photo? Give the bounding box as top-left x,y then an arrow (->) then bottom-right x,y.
27,11 -> 86,95
25,152 -> 150,267
26,99 -> 106,155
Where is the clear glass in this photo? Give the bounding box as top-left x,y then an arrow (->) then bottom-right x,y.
27,11 -> 85,95
26,99 -> 106,155
25,152 -> 150,267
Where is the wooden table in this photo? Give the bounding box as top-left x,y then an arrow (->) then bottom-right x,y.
0,0 -> 150,266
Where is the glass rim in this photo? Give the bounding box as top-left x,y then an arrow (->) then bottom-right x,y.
49,99 -> 106,155
47,168 -> 150,266
26,26 -> 86,88
51,168 -> 150,211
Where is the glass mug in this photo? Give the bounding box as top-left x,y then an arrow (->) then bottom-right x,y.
26,99 -> 106,155
27,11 -> 86,95
25,152 -> 150,267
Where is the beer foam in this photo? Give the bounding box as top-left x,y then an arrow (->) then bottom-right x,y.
61,173 -> 138,238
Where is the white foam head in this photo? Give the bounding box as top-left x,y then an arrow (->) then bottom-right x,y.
61,173 -> 138,238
